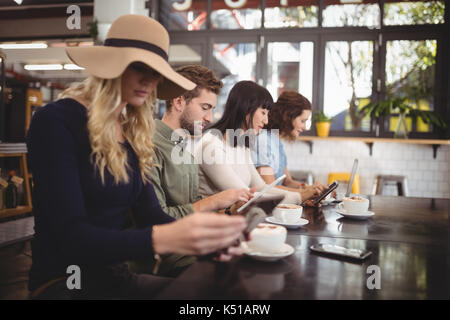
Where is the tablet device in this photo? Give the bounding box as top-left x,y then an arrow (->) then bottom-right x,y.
237,174 -> 286,213
239,194 -> 284,241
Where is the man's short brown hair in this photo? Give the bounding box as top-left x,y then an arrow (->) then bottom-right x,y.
165,65 -> 223,111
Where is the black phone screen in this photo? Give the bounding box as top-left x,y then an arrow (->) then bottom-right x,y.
313,181 -> 339,205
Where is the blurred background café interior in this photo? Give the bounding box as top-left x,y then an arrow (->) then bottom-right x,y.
0,0 -> 449,300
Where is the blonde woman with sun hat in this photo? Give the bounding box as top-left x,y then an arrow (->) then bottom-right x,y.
26,14 -> 246,299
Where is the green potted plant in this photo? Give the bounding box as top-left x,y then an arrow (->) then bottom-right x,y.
313,111 -> 333,137
358,97 -> 447,139
88,19 -> 99,44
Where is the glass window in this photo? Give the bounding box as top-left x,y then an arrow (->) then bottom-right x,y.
155,44 -> 204,119
384,1 -> 445,26
162,0 -> 208,31
385,40 -> 437,133
264,0 -> 318,28
212,42 -> 257,120
267,42 -> 314,102
211,0 -> 262,29
168,44 -> 203,66
324,41 -> 374,132
323,0 -> 380,28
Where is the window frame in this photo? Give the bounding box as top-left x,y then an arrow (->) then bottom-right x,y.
161,0 -> 449,139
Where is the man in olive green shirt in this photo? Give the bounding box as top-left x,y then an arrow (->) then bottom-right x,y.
137,66 -> 252,277
151,119 -> 201,219
150,65 -> 252,220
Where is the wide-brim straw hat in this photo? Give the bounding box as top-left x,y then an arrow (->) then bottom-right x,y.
66,14 -> 195,100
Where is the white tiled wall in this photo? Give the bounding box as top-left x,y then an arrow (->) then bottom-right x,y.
283,141 -> 450,199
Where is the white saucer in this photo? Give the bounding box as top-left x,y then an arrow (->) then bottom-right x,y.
265,216 -> 309,229
241,242 -> 294,262
336,208 -> 375,220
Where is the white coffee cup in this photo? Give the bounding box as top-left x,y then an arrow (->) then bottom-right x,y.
338,195 -> 369,214
272,204 -> 302,223
247,223 -> 287,253
335,192 -> 345,201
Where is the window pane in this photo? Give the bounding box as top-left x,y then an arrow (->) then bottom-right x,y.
213,42 -> 257,120
156,44 -> 204,119
384,1 -> 445,26
385,40 -> 437,133
324,41 -> 373,132
264,0 -> 318,28
267,42 -> 314,103
162,0 -> 208,31
211,0 -> 262,29
168,44 -> 203,66
323,0 -> 380,28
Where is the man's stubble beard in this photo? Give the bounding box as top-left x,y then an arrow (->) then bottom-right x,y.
179,109 -> 195,135
180,108 -> 205,136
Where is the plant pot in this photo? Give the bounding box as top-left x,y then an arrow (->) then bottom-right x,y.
316,122 -> 330,137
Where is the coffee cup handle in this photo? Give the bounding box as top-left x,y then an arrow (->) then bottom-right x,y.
337,203 -> 343,211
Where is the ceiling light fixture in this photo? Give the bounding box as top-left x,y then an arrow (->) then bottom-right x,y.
339,0 -> 363,3
24,64 -> 63,71
14,0 -> 23,5
0,43 -> 48,49
63,64 -> 84,70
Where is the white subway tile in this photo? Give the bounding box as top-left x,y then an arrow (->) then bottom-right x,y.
430,161 -> 439,171
423,191 -> 433,198
405,150 -> 414,160
418,159 -> 428,170
430,182 -> 438,192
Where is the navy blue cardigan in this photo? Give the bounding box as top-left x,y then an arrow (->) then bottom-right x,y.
26,98 -> 174,291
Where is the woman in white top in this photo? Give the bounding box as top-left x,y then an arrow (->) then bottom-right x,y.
197,81 -> 320,205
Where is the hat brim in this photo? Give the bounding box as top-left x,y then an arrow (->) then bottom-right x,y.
66,46 -> 196,100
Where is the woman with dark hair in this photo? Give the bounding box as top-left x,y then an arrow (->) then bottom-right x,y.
210,80 -> 273,145
251,90 -> 327,197
197,81 -> 317,204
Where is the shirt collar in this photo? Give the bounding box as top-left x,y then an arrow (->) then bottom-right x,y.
155,119 -> 185,145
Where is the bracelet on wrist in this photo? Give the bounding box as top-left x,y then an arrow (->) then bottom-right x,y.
151,225 -> 162,275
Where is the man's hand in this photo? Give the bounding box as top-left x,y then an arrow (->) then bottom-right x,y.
193,187 -> 256,212
213,186 -> 256,210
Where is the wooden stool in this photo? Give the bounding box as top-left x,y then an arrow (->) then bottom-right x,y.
328,172 -> 360,194
375,175 -> 409,196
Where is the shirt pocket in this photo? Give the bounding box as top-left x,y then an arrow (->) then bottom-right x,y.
165,171 -> 190,205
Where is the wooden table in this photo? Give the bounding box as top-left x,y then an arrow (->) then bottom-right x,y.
156,196 -> 450,300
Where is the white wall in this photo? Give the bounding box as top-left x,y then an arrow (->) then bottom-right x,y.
94,0 -> 149,41
283,140 -> 450,199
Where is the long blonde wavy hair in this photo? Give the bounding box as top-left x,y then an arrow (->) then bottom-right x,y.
60,75 -> 156,185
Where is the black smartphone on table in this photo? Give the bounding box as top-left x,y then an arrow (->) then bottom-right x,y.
310,243 -> 372,261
